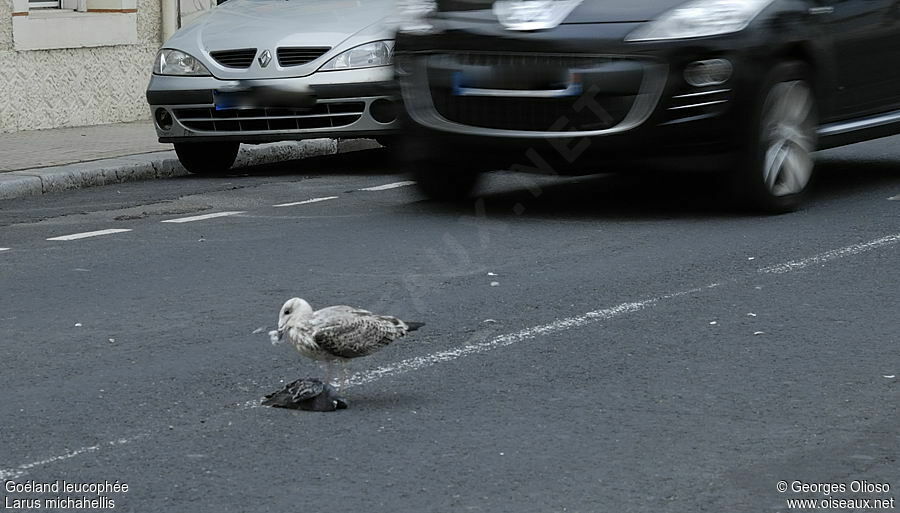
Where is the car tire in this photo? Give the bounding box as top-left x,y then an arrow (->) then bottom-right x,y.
731,61 -> 818,214
174,142 -> 240,175
411,162 -> 481,201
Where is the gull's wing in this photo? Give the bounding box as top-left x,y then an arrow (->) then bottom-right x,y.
314,305 -> 372,316
311,306 -> 409,359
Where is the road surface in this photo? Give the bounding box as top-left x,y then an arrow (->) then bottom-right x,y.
1,139 -> 898,512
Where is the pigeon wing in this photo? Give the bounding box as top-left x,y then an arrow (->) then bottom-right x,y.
262,378 -> 325,408
287,379 -> 325,401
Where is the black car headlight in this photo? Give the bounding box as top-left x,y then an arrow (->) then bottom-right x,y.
625,0 -> 775,42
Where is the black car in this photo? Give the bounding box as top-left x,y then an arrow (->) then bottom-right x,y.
393,0 -> 900,212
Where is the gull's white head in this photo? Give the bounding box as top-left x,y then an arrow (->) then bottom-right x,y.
278,298 -> 313,329
270,298 -> 314,345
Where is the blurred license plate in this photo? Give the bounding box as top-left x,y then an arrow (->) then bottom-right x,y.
213,90 -> 255,111
452,68 -> 580,97
213,87 -> 316,110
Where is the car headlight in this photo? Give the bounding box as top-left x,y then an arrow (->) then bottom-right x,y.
625,0 -> 775,42
319,41 -> 395,71
153,49 -> 211,76
396,0 -> 437,34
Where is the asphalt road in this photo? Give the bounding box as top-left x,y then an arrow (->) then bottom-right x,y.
1,139 -> 898,513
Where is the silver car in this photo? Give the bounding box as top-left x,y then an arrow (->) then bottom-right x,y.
146,0 -> 399,174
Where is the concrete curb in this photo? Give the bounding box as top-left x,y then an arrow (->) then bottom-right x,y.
0,138 -> 377,201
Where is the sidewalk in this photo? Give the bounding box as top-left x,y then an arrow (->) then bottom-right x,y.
0,120 -> 368,200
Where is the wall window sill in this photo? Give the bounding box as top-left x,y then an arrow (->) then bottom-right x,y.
25,9 -> 137,17
28,9 -> 82,18
12,9 -> 138,50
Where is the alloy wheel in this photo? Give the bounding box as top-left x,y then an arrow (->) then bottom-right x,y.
760,80 -> 817,197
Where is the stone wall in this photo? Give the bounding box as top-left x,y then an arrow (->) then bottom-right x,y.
0,0 -> 161,132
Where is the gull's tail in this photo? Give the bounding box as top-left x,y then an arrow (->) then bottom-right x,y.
405,321 -> 426,332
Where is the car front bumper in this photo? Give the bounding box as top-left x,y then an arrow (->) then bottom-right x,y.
393,20 -> 794,172
147,67 -> 401,143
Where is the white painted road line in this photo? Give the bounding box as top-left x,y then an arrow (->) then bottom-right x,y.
232,282 -> 722,411
47,229 -> 133,241
890,194 -> 899,201
358,181 -> 416,192
346,282 -> 722,388
273,196 -> 339,208
758,233 -> 900,274
161,211 -> 245,224
0,433 -> 149,481
0,248 -> 9,252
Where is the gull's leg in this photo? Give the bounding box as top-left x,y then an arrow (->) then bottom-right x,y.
323,360 -> 334,387
339,361 -> 349,392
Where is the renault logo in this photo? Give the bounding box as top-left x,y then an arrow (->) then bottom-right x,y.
258,49 -> 272,68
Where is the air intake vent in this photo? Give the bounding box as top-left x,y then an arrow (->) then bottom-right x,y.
210,48 -> 257,69
277,47 -> 331,67
172,102 -> 365,132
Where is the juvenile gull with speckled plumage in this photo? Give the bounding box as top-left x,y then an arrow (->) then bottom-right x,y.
269,298 -> 424,390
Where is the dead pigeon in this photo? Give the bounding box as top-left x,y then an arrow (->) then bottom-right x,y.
269,297 -> 424,389
262,378 -> 348,412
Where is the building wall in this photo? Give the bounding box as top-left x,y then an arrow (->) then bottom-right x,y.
0,0 -> 161,133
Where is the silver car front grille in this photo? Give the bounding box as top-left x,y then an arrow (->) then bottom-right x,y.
277,47 -> 331,67
172,102 -> 365,132
209,49 -> 258,69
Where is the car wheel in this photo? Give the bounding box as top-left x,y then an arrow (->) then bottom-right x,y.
411,162 -> 481,201
174,142 -> 240,175
733,62 -> 817,214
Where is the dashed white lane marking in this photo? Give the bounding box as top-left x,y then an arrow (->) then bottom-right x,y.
358,181 -> 416,192
161,211 -> 245,224
7,233 -> 900,474
890,194 -> 899,201
46,229 -> 132,241
0,433 -> 149,481
0,248 -> 9,252
758,233 -> 900,274
273,196 -> 339,208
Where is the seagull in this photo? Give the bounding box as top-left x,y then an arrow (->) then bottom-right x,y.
269,298 -> 424,390
262,378 -> 348,412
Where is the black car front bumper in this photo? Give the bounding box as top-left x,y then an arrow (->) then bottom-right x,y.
394,20 -> 786,172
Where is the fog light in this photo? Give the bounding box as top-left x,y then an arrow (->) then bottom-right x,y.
154,108 -> 173,131
684,59 -> 733,87
369,99 -> 399,124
